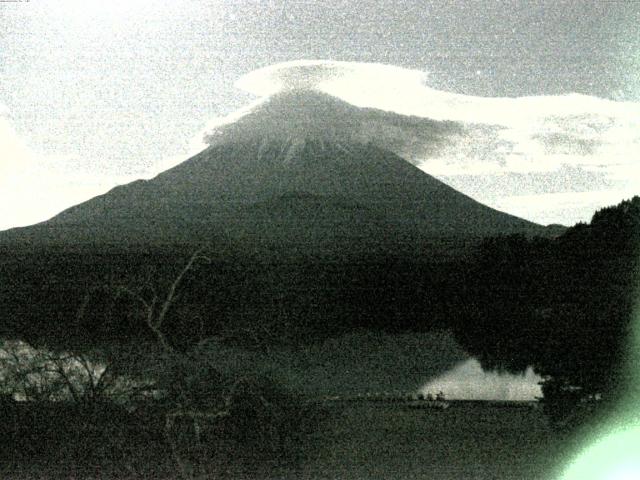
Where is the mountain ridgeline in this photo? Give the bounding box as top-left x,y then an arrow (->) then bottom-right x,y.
2,138 -> 545,250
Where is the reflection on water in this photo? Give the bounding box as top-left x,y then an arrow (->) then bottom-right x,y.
420,358 -> 542,401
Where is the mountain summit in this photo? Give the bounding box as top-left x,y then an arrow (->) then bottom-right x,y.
1,90 -> 544,251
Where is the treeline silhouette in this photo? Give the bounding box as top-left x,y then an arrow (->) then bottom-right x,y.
1,198 -> 638,405
0,242 -> 464,351
452,196 -> 640,405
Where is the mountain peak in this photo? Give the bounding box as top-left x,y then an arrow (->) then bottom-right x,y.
205,89 -> 371,146
204,89 -> 462,158
0,88 -> 546,250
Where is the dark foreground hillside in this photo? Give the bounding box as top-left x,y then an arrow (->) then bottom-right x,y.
1,400 -> 569,480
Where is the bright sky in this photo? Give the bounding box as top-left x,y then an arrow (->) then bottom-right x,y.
1,0 -> 639,230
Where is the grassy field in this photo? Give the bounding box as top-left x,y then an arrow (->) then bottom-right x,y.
1,400 -> 579,480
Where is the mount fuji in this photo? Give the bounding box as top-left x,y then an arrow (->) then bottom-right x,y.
0,89 -> 558,350
1,90 -> 546,253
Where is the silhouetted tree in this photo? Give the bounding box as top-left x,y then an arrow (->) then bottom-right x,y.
451,196 -> 640,427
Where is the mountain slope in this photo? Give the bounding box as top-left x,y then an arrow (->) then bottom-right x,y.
1,96 -> 545,251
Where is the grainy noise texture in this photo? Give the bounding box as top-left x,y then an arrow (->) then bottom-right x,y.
0,1 -> 639,479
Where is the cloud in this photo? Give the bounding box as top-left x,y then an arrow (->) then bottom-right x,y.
213,60 -> 640,224
0,104 -> 120,231
533,132 -> 599,156
0,107 -> 33,175
438,165 -> 615,201
489,188 -> 640,227
6,60 -> 636,229
237,60 -> 434,117
0,96 -> 213,231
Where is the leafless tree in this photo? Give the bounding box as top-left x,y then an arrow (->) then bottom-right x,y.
0,340 -> 120,404
116,246 -> 212,355
115,247 -> 240,479
112,246 -> 310,479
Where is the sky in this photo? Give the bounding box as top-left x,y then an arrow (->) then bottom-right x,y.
1,0 -> 639,230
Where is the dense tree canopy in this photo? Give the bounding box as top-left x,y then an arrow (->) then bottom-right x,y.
452,196 -> 640,403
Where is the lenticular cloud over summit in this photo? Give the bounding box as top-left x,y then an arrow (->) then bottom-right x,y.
236,60 -> 429,107
204,60 -> 640,225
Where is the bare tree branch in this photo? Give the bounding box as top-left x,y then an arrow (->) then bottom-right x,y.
116,246 -> 210,356
41,354 -> 80,402
156,247 -> 210,332
93,363 -> 113,397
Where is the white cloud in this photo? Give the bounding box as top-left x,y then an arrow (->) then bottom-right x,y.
220,60 -> 640,224
0,105 -> 121,231
1,99 -> 209,231
238,60 -> 429,111
489,189 -> 640,226
4,60 -> 639,229
0,110 -> 32,175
